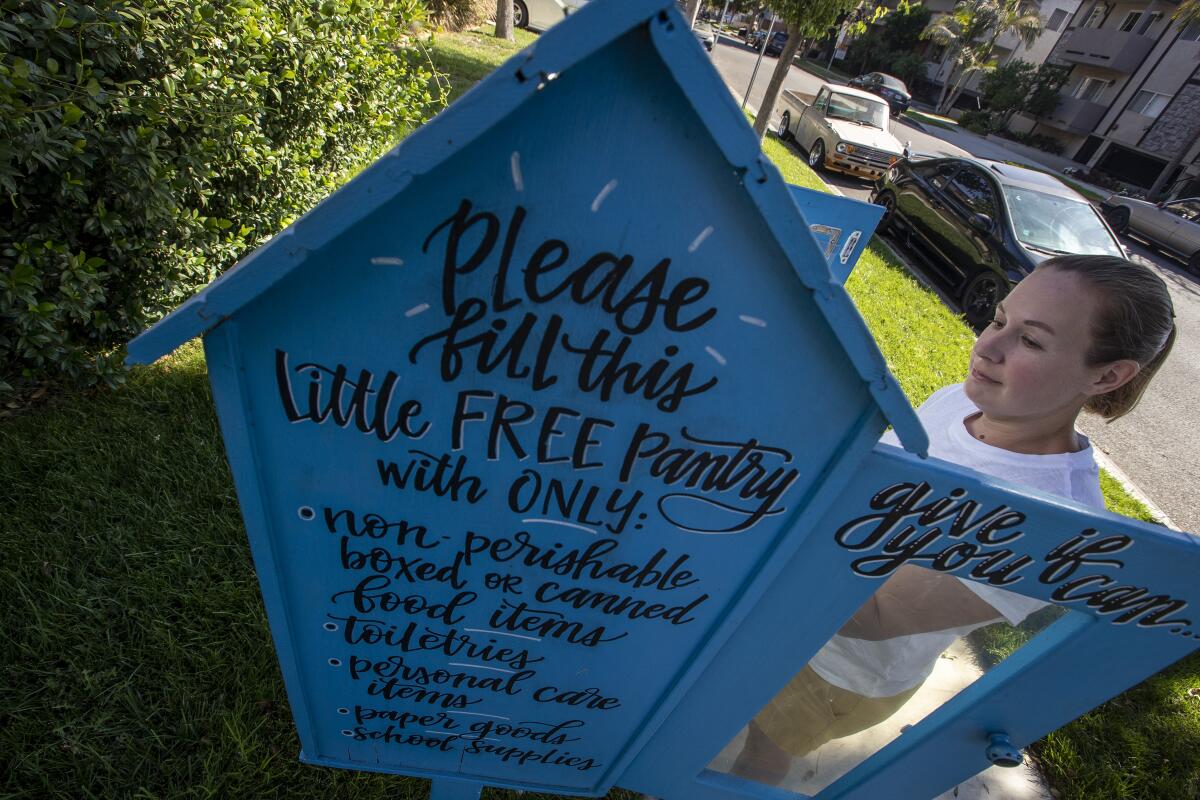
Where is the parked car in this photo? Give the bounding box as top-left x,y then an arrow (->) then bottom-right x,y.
1100,195 -> 1200,274
512,0 -> 582,32
692,22 -> 716,51
777,84 -> 905,181
764,31 -> 788,56
745,30 -> 767,49
872,157 -> 1126,328
848,72 -> 911,117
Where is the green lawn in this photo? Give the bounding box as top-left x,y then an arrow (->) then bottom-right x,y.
2,25 -> 1197,800
795,58 -> 852,84
903,108 -> 958,131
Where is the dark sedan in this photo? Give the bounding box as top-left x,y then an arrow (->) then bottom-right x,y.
871,157 -> 1125,328
848,72 -> 911,116
764,31 -> 788,56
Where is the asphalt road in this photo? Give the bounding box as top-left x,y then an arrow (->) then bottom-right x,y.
710,34 -> 1200,532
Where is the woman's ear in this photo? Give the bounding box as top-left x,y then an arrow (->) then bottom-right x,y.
1088,359 -> 1141,397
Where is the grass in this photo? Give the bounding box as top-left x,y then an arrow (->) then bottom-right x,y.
903,108 -> 958,131
2,25 -> 1197,800
795,58 -> 852,84
424,26 -> 539,105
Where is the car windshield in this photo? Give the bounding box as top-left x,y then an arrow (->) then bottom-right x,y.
827,92 -> 889,129
879,74 -> 908,93
1002,186 -> 1123,256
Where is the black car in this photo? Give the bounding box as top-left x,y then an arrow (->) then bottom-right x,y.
764,31 -> 788,56
848,72 -> 911,117
871,157 -> 1126,328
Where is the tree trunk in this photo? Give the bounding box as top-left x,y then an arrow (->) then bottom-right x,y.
941,74 -> 971,115
684,0 -> 702,28
752,33 -> 805,140
495,0 -> 515,41
934,58 -> 958,113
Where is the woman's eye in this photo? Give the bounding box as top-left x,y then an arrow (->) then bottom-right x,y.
1021,335 -> 1042,350
990,318 -> 1005,328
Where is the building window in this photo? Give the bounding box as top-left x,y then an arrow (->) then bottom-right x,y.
1084,2 -> 1108,28
1075,77 -> 1112,102
1129,90 -> 1171,118
1119,11 -> 1142,31
1180,20 -> 1200,41
1136,11 -> 1161,34
1047,9 -> 1068,31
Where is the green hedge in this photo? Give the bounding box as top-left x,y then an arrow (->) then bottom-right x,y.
0,0 -> 444,394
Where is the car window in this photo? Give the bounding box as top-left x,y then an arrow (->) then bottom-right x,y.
1167,200 -> 1200,221
947,167 -> 999,220
914,161 -> 960,190
827,92 -> 889,128
814,88 -> 830,112
879,74 -> 908,93
1002,185 -> 1123,256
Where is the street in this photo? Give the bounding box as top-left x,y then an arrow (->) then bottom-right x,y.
710,33 -> 1199,533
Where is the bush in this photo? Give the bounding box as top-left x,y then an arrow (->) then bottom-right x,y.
958,109 -> 997,134
886,52 -> 926,89
427,0 -> 494,31
979,60 -> 1070,131
999,130 -> 1066,155
0,0 -> 444,396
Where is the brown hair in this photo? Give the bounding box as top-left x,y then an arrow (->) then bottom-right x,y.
1037,255 -> 1176,421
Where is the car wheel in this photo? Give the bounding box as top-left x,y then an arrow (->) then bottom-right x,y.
808,139 -> 826,172
513,0 -> 529,29
779,111 -> 792,141
874,190 -> 896,233
1189,251 -> 1200,276
961,272 -> 1006,331
1106,206 -> 1130,235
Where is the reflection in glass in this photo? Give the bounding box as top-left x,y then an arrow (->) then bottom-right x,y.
709,566 -> 1066,795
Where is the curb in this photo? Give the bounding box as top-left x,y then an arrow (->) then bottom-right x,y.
1090,447 -> 1180,530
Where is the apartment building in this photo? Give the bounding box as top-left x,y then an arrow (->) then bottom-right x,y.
1031,0 -> 1200,193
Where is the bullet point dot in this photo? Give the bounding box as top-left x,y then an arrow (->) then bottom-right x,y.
328,658 -> 341,667
338,707 -> 350,715
341,729 -> 353,737
298,506 -> 315,520
324,622 -> 338,632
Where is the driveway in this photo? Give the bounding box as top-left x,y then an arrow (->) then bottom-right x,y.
710,35 -> 1200,533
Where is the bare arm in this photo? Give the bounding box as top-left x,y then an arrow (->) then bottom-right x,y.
837,565 -> 1005,641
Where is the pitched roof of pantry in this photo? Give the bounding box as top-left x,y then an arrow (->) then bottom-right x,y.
125,0 -> 927,456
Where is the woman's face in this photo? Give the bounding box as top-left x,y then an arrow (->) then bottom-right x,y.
964,269 -> 1110,422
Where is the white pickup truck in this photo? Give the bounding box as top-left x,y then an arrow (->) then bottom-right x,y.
777,83 -> 905,180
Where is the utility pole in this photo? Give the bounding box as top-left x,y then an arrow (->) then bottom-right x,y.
742,14 -> 777,110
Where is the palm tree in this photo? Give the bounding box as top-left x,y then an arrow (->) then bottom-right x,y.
922,0 -> 998,114
1174,0 -> 1200,25
942,0 -> 1041,113
922,0 -> 1042,115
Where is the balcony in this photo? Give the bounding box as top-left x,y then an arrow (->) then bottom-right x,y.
1041,95 -> 1109,134
1057,27 -> 1156,73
